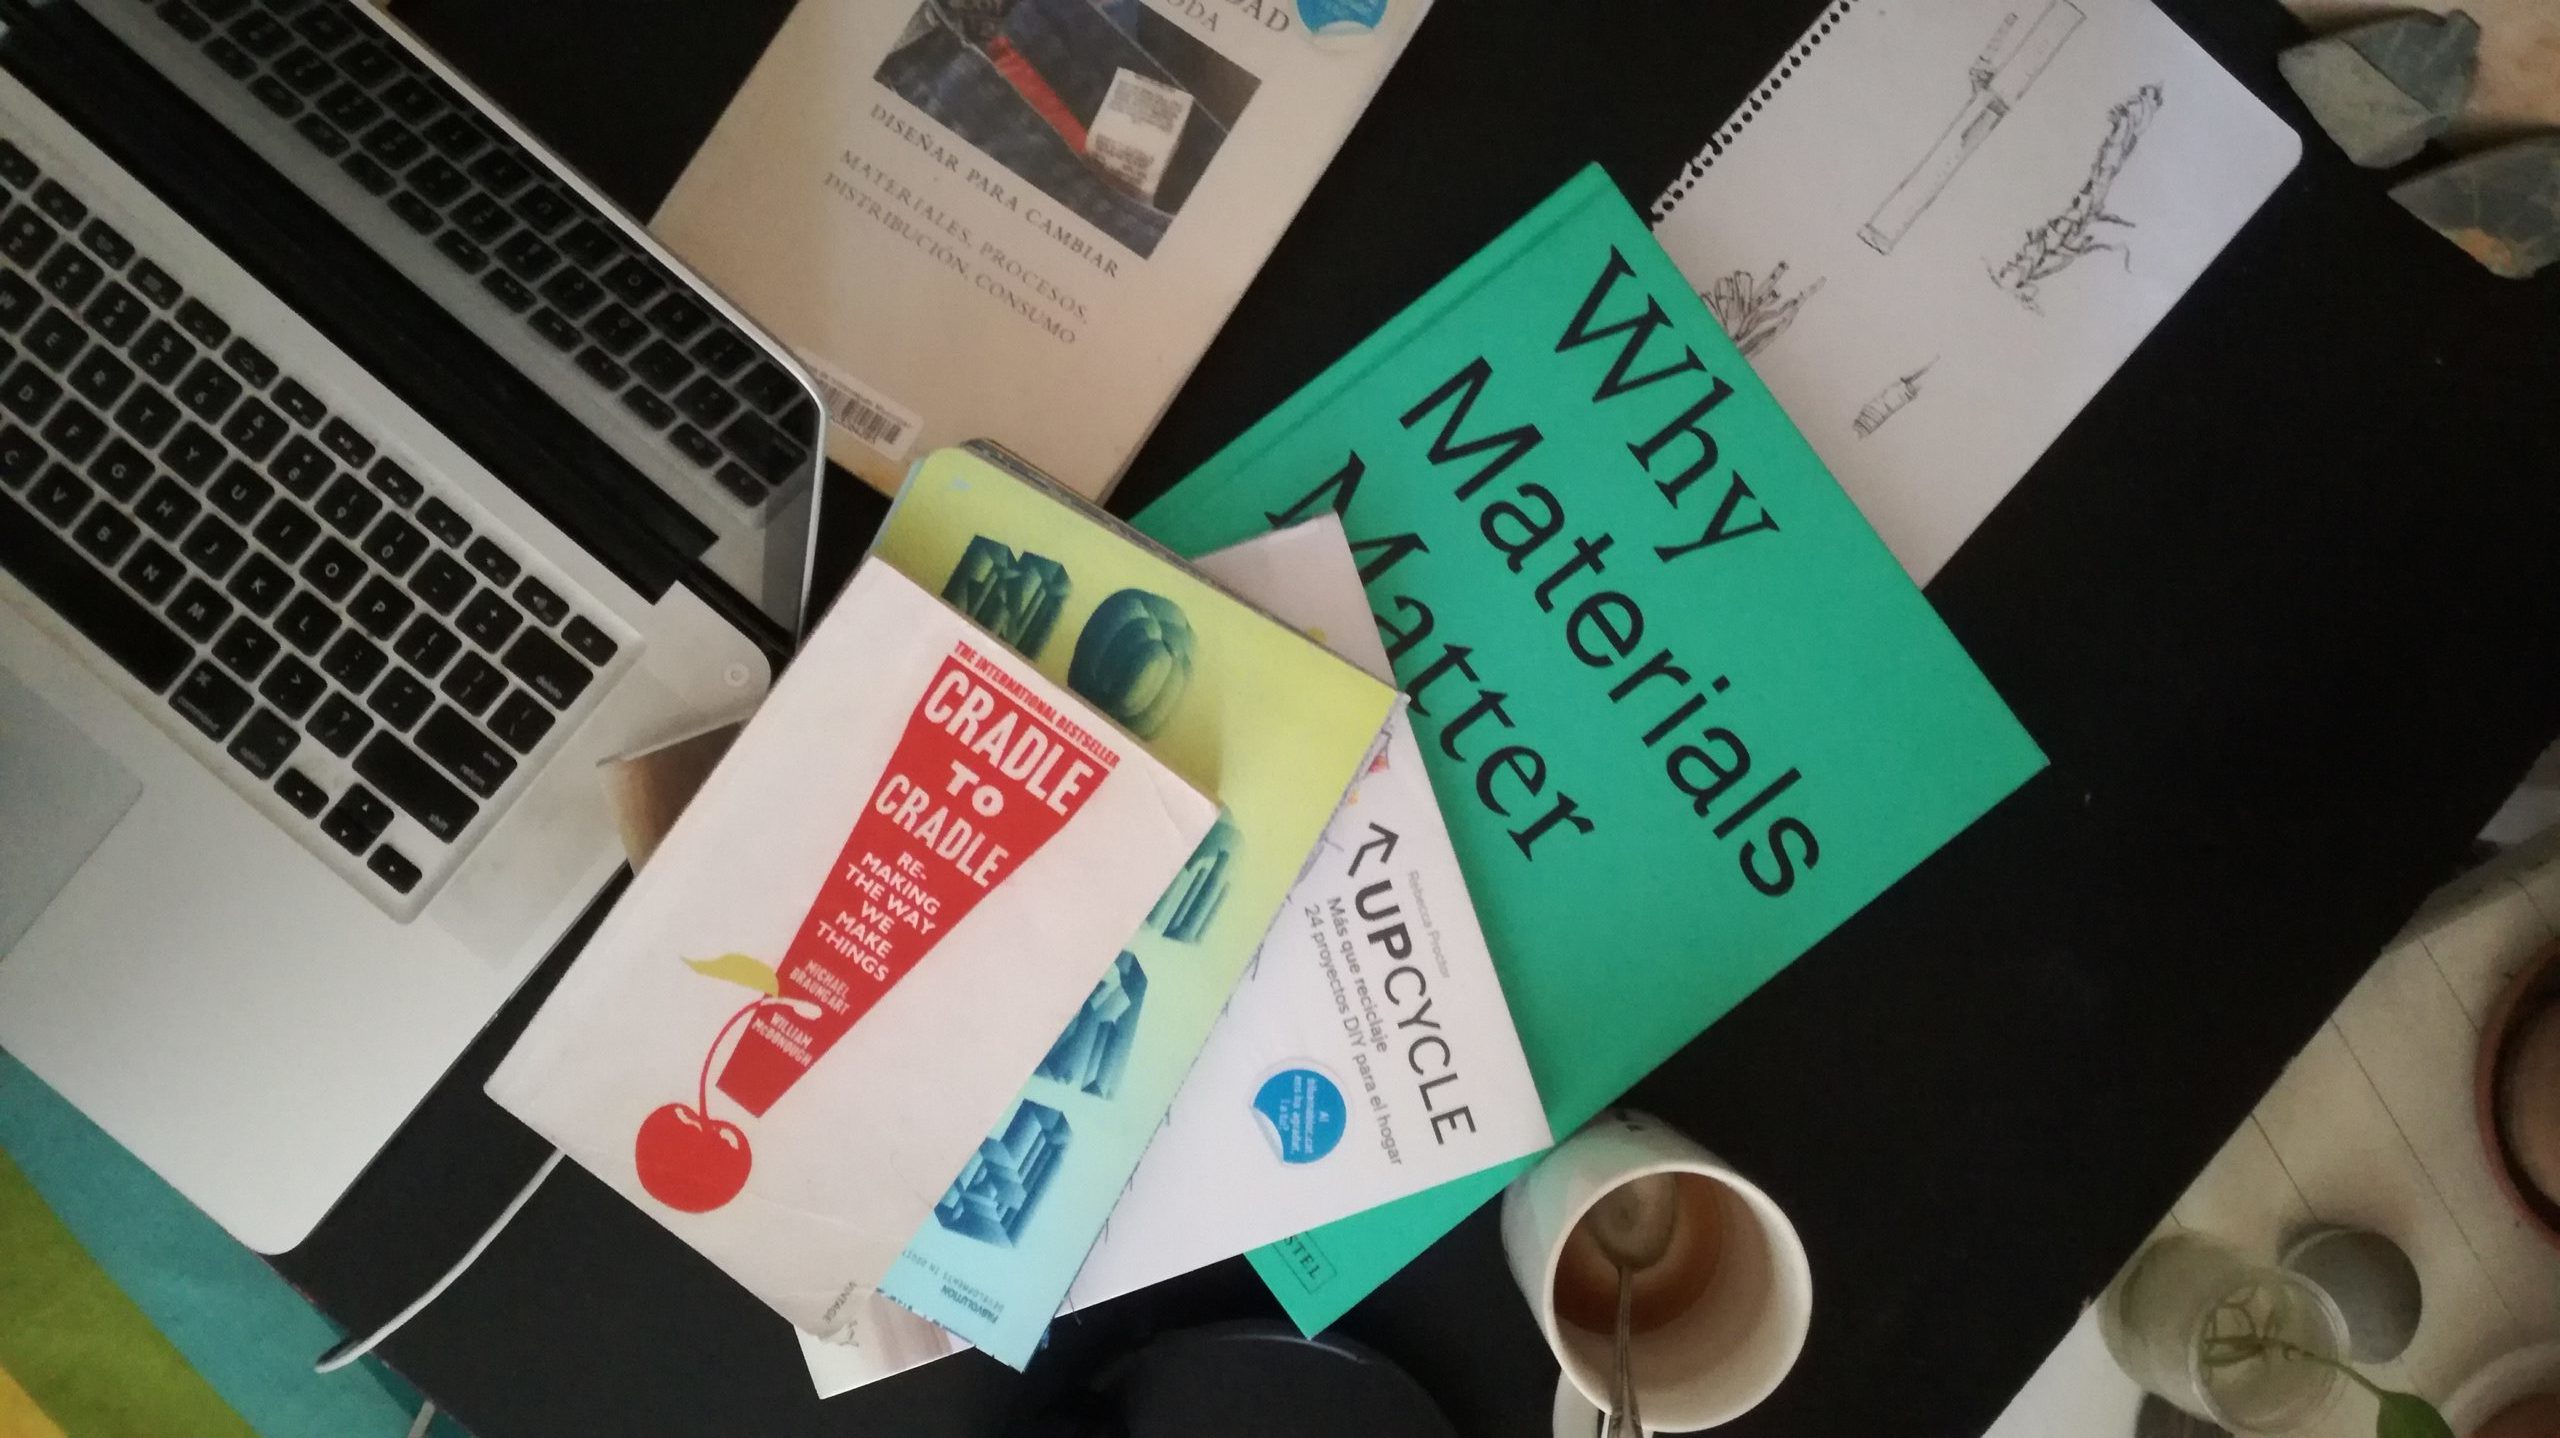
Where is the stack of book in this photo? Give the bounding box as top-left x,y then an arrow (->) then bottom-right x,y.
490,168 -> 2047,1393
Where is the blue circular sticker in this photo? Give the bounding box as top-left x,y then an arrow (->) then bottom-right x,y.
1296,0 -> 1387,36
1252,1067 -> 1347,1164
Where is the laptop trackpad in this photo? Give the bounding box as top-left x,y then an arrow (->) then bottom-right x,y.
0,671 -> 143,955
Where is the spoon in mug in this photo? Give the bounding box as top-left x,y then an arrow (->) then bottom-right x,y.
1585,1174 -> 1681,1438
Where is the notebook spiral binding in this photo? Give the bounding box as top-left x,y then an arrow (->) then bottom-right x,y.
1649,0 -> 1865,223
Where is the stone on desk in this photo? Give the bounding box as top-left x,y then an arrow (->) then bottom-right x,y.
2278,9 -> 2480,168
2390,135 -> 2560,278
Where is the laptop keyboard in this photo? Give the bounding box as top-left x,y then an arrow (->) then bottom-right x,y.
106,0 -> 818,521
0,133 -> 631,917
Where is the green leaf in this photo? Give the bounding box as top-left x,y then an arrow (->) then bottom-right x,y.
2374,1391 -> 2455,1438
682,953 -> 779,996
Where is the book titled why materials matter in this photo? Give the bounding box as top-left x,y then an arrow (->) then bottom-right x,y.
485,562 -> 1215,1335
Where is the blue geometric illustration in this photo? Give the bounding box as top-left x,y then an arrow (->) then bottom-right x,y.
1066,588 -> 1193,739
1146,808 -> 1237,943
933,1099 -> 1072,1247
1035,951 -> 1147,1098
943,535 -> 1070,658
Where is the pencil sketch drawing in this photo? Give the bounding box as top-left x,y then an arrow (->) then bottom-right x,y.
1700,263 -> 1825,359
1854,359 -> 1935,438
1989,83 -> 2165,311
1859,0 -> 2085,255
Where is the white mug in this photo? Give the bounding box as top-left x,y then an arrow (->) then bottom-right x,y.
1501,1110 -> 1813,1431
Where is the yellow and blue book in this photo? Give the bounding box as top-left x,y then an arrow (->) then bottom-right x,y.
863,444 -> 1400,1367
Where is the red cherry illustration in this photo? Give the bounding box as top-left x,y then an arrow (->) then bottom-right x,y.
633,992 -> 772,1214
634,1101 -> 752,1213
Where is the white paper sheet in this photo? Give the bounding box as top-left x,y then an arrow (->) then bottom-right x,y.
1650,0 -> 2300,583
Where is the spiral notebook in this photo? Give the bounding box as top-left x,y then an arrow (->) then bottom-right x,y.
1649,0 -> 2299,583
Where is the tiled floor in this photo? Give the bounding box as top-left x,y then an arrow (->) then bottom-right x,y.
1983,832 -> 2560,1436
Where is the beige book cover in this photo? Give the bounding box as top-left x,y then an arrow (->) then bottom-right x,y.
649,0 -> 1429,497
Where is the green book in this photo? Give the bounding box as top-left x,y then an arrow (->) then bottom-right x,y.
1134,165 -> 2046,1333
866,444 -> 1399,1367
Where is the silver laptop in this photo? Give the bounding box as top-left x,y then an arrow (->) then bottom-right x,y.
0,0 -> 821,1252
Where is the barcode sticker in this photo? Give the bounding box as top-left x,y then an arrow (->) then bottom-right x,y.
1086,70 -> 1194,204
801,359 -> 923,462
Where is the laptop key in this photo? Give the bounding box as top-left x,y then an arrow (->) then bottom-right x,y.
157,0 -> 213,39
175,299 -> 228,350
207,462 -> 273,524
317,473 -> 381,535
432,230 -> 487,274
668,423 -> 720,469
213,617 -> 279,680
452,192 -> 514,243
0,271 -> 36,331
79,219 -> 133,267
274,45 -> 336,95
407,549 -> 472,612
367,845 -> 420,894
254,503 -> 320,562
316,83 -> 381,133
354,734 -> 476,841
630,340 -> 691,393
359,119 -> 424,167
167,578 -> 233,641
689,327 -> 752,379
406,156 -> 468,208
583,304 -> 646,355
0,488 -> 190,690
319,417 -> 373,467
369,666 -> 433,730
673,374 -> 738,428
481,270 -> 533,313
360,513 -> 426,574
337,39 -> 396,86
0,142 -> 28,189
72,501 -> 138,565
227,552 -> 292,615
380,77 -> 443,126
556,219 -> 616,269
129,320 -> 195,385
89,437 -> 153,501
162,421 -> 225,485
415,705 -> 516,798
469,149 -> 533,198
276,590 -> 339,652
294,114 -> 351,158
514,577 -> 566,626
28,463 -> 89,525
366,458 -> 421,507
68,348 -> 133,412
179,514 -> 247,577
222,338 -> 278,389
511,185 -> 573,234
573,347 -> 626,389
500,629 -> 589,709
320,782 -> 392,853
711,461 -> 765,505
0,425 -> 36,485
439,651 -> 504,713
393,615 -> 460,677
114,381 -> 179,445
462,536 -> 518,586
271,379 -> 325,429
389,191 -> 440,235
41,398 -> 106,463
423,112 -> 486,161
321,629 -> 386,690
736,360 -> 801,414
135,477 -> 200,539
172,661 -> 253,740
274,766 -> 326,817
537,268 -> 602,318
120,539 -> 185,606
229,10 -> 290,56
561,615 -> 617,666
176,358 -> 242,422
0,362 -> 58,422
128,260 -> 181,310
25,308 -> 82,369
223,399 -> 285,461
341,152 -> 396,197
348,574 -> 413,639
37,246 -> 102,308
526,307 -> 579,352
494,231 -> 557,280
298,536 -> 362,600
455,587 -> 521,650
718,411 -> 807,484
250,74 -> 304,118
309,693 -> 372,757
272,434 -> 334,497
84,283 -> 145,348
485,688 -> 553,752
260,654 -> 324,718
619,387 -> 673,429
0,207 -> 54,266
415,495 -> 469,547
